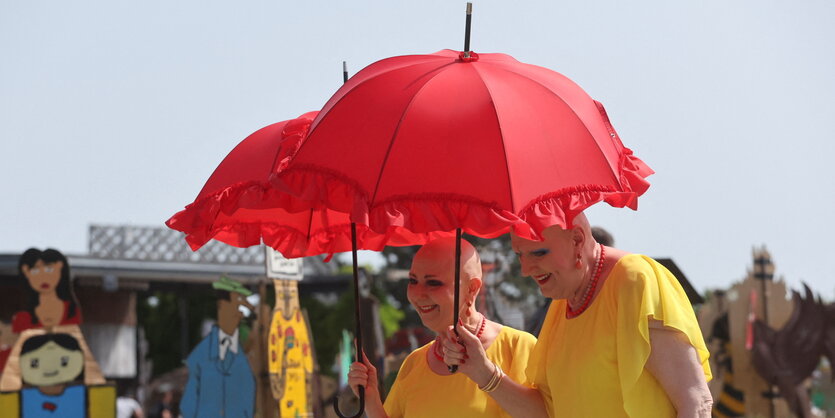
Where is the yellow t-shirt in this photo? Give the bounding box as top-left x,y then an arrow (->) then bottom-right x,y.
526,254 -> 712,418
384,326 -> 536,418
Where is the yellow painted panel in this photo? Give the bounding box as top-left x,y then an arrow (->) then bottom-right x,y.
88,385 -> 116,418
0,391 -> 20,418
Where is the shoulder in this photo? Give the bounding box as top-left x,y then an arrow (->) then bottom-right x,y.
12,311 -> 34,333
396,343 -> 430,380
496,326 -> 537,349
187,334 -> 213,360
606,254 -> 668,293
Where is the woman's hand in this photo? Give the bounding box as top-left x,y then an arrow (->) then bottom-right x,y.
440,322 -> 493,387
346,351 -> 381,401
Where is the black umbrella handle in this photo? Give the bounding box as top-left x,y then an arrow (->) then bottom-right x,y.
333,386 -> 365,418
448,228 -> 463,373
333,222 -> 365,417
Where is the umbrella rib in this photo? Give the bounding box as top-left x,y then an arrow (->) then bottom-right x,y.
368,65 -> 455,207
470,64 -> 515,212
493,65 -> 620,186
299,56 -> 448,158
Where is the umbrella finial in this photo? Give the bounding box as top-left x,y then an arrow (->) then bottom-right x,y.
343,61 -> 348,83
463,2 -> 473,58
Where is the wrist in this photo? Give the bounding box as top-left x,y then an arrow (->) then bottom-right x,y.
471,358 -> 494,387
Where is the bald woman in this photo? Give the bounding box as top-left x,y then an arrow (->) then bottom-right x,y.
347,237 -> 537,418
443,213 -> 712,417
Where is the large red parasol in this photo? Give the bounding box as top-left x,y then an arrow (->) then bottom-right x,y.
273,50 -> 653,242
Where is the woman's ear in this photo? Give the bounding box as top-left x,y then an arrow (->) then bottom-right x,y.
468,277 -> 482,299
572,226 -> 586,248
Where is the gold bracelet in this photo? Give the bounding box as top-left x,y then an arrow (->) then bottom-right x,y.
492,366 -> 505,391
484,365 -> 504,393
479,362 -> 504,393
478,362 -> 498,391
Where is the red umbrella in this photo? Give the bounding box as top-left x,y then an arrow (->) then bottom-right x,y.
166,111 -> 445,259
271,47 -> 652,387
274,50 -> 652,242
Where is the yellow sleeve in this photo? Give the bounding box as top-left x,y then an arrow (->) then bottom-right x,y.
523,304 -> 558,417
383,350 -> 419,418
501,329 -> 537,387
614,256 -> 712,416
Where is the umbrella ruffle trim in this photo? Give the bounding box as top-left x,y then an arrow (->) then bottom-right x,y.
275,149 -> 652,242
165,181 -> 341,257
166,180 -> 300,251
517,148 -> 653,239
165,179 -> 442,257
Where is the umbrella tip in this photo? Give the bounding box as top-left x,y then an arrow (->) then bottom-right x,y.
466,2 -> 472,14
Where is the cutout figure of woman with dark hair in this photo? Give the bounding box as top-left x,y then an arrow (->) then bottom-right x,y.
18,332 -> 87,417
1,248 -> 105,392
12,248 -> 82,333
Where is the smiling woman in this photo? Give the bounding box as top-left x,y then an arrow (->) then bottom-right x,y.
456,212 -> 713,418
346,237 -> 539,418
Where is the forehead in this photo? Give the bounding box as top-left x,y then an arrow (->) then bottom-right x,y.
409,252 -> 453,278
511,227 -> 570,249
22,341 -> 77,357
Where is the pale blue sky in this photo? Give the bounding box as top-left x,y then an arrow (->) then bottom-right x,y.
2,1 -> 833,295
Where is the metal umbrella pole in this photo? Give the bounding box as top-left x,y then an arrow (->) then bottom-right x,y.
334,64 -> 366,418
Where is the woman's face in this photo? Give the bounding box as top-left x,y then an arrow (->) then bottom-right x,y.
511,226 -> 582,300
21,260 -> 63,294
407,255 -> 469,334
20,341 -> 83,386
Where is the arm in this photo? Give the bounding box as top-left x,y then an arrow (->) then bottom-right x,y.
441,325 -> 548,418
346,351 -> 388,418
179,359 -> 200,418
645,320 -> 712,418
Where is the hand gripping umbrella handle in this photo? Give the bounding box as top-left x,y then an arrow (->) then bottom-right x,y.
333,222 -> 365,417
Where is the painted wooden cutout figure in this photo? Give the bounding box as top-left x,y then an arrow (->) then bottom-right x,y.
13,249 -> 82,332
268,279 -> 314,417
180,276 -> 256,418
0,330 -> 116,418
1,248 -> 106,392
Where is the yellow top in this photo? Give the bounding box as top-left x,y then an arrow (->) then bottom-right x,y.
526,254 -> 712,417
384,326 -> 536,418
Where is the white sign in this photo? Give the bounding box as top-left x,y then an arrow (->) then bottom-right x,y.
265,247 -> 304,280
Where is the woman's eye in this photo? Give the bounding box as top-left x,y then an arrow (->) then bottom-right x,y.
30,268 -> 40,274
45,267 -> 54,273
30,358 -> 39,368
531,249 -> 550,257
427,280 -> 443,287
407,278 -> 417,285
61,356 -> 69,367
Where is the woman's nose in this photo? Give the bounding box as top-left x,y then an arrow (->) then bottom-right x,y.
519,257 -> 534,277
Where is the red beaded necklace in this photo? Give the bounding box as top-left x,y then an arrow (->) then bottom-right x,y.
432,314 -> 486,362
566,244 -> 606,319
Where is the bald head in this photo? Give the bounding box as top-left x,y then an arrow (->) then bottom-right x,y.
539,212 -> 598,252
412,237 -> 482,282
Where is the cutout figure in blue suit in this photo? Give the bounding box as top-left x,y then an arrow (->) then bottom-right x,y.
180,277 -> 256,418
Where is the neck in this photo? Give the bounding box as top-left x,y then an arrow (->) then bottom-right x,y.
461,310 -> 482,333
39,384 -> 66,396
218,323 -> 238,336
569,244 -> 600,309
38,291 -> 60,301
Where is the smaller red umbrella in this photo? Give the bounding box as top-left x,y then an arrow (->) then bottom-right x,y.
166,111 -> 446,259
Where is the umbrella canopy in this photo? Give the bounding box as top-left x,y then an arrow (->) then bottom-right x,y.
166,111 -> 444,259
273,50 -> 653,240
